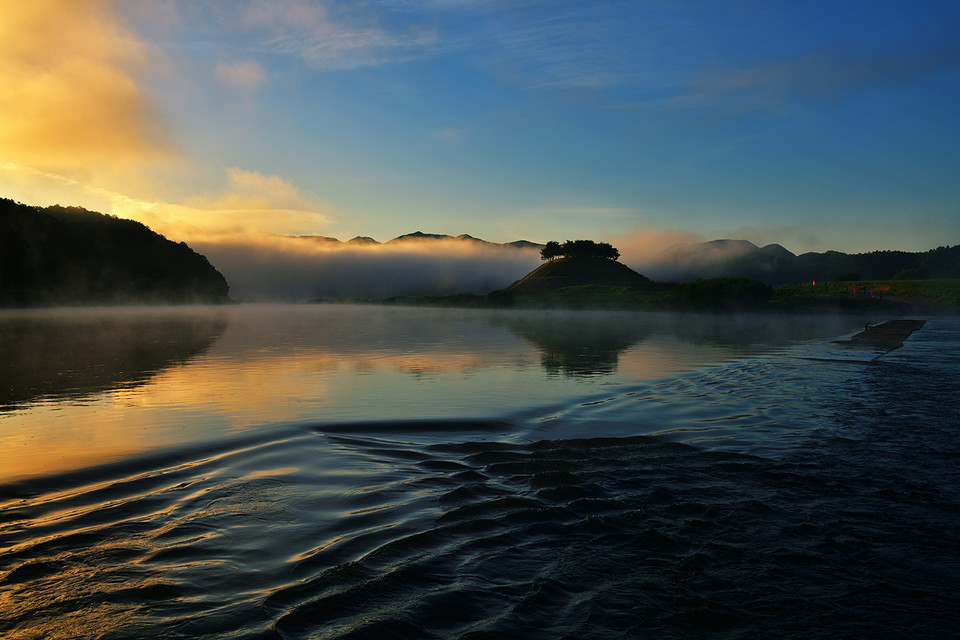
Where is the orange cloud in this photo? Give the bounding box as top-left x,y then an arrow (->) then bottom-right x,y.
0,0 -> 176,176
171,168 -> 331,238
190,168 -> 320,212
0,161 -> 332,247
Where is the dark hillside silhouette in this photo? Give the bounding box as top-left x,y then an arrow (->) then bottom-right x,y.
1,198 -> 230,306
504,239 -> 656,306
646,239 -> 960,284
507,255 -> 653,297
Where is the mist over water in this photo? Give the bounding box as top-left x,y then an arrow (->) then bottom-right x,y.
1,306 -> 958,638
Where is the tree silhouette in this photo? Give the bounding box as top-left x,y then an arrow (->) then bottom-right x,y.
540,241 -> 562,260
540,239 -> 619,261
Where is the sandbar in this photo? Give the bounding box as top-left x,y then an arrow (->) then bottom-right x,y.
835,319 -> 926,351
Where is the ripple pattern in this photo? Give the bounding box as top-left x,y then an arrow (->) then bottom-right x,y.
4,424 -> 957,639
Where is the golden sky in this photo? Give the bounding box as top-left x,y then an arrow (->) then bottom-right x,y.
0,1 -> 331,245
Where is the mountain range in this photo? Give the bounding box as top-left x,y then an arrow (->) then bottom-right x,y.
3,192 -> 957,308
642,239 -> 960,284
291,232 -> 960,284
291,231 -> 544,250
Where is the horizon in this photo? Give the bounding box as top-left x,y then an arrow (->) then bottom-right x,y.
2,1 -> 959,259
12,194 -> 959,254
8,194 -> 957,303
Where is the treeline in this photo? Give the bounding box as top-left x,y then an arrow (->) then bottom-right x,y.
796,246 -> 960,281
541,239 -> 620,261
1,198 -> 230,306
652,240 -> 960,285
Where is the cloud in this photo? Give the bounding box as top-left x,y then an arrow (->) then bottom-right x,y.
0,162 -> 332,248
237,0 -> 438,70
216,60 -> 266,92
190,168 -> 319,212
241,0 -> 331,32
677,37 -> 960,117
0,0 -> 176,176
466,8 -> 638,94
145,168 -> 332,239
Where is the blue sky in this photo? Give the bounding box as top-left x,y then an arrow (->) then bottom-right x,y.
2,0 -> 959,254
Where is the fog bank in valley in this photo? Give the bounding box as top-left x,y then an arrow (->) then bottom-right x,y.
191,227 -> 814,302
191,228 -> 726,302
192,236 -> 544,302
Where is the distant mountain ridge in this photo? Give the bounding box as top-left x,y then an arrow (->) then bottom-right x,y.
5,190 -> 955,308
292,231 -> 544,250
643,239 -> 960,284
1,198 -> 231,306
292,231 -> 959,284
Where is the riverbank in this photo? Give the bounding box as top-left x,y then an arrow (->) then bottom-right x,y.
312,278 -> 960,314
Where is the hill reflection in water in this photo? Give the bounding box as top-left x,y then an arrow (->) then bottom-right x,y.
0,307 -> 227,410
498,310 -> 863,377
0,304 -> 870,482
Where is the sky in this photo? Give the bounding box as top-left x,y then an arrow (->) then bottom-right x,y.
2,0 -> 959,264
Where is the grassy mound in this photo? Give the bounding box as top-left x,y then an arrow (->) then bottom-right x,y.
506,257 -> 654,296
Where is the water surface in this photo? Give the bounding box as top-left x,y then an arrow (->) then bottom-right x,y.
0,305 -> 864,481
1,305 -> 957,638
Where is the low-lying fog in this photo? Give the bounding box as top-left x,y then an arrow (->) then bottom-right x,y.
191,237 -> 544,302
189,229 -> 743,302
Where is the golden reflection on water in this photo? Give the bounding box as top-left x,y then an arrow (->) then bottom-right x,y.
0,305 -> 859,484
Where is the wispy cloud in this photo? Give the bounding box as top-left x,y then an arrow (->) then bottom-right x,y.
461,5 -> 642,93
267,26 -> 438,70
215,59 -> 266,92
409,2 -> 960,118
677,38 -> 960,117
235,0 -> 438,70
216,0 -> 649,90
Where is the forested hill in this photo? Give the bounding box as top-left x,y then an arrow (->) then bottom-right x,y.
647,239 -> 960,284
1,199 -> 230,306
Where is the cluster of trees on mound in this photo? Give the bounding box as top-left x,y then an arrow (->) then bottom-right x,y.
540,239 -> 620,261
1,198 -> 230,306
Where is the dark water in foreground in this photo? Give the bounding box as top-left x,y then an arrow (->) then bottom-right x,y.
1,308 -> 958,639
